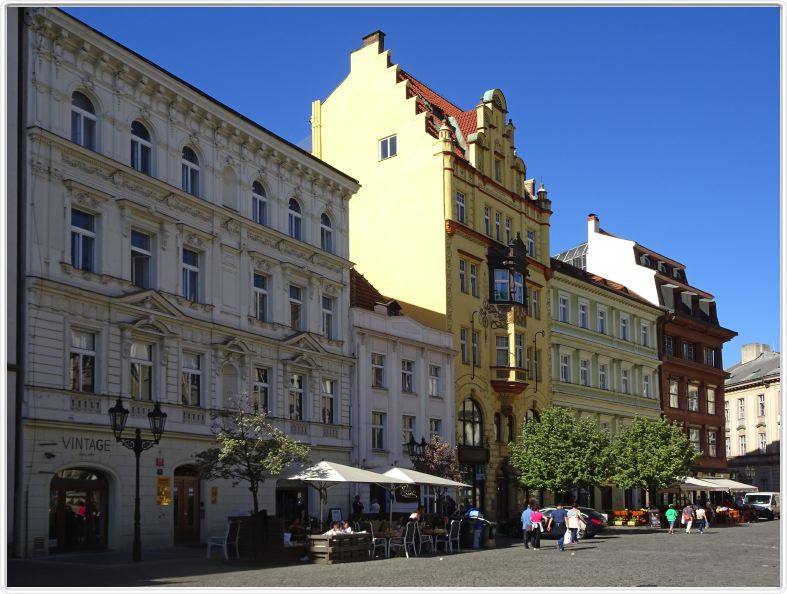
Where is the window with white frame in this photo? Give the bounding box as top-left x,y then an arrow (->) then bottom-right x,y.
513,272 -> 524,304
181,146 -> 199,195
402,415 -> 415,453
379,135 -> 397,160
621,369 -> 631,394
428,364 -> 441,397
496,336 -> 509,366
525,347 -> 533,380
495,213 -> 501,241
372,411 -> 386,449
515,334 -> 524,368
578,302 -> 588,328
689,427 -> 700,452
706,387 -> 716,414
724,399 -> 729,421
288,373 -> 304,420
472,331 -> 480,366
759,432 -> 767,453
253,273 -> 269,322
527,230 -> 535,257
560,354 -> 571,382
704,347 -> 716,367
669,379 -> 679,408
456,192 -> 466,223
181,248 -> 200,302
758,394 -> 765,416
580,359 -> 590,386
470,263 -> 478,297
664,335 -> 674,355
131,230 -> 152,289
371,353 -> 386,388
493,269 -> 509,301
71,209 -> 96,272
505,217 -> 512,243
641,323 -> 649,347
683,341 -> 695,361
429,418 -> 442,439
252,181 -> 267,225
558,295 -> 569,323
725,437 -> 730,457
401,359 -> 414,393
599,363 -> 608,390
597,308 -> 607,334
288,199 -> 302,240
320,213 -> 333,253
71,91 -> 96,150
532,289 -> 540,319
69,329 -> 96,393
687,384 -> 699,412
738,434 -> 746,455
620,316 -> 629,341
289,285 -> 303,331
738,397 -> 745,419
321,378 -> 335,424
643,374 -> 651,398
460,328 -> 468,364
130,341 -> 153,401
459,260 -> 467,293
708,430 -> 717,456
130,121 -> 152,174
484,207 -> 491,236
252,367 -> 269,412
181,352 -> 201,406
534,349 -> 542,382
321,295 -> 335,340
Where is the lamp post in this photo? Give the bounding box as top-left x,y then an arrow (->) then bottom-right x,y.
406,434 -> 428,470
108,398 -> 167,562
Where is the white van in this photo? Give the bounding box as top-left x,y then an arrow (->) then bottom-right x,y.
743,492 -> 780,520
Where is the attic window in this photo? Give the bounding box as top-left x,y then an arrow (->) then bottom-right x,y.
640,254 -> 651,267
379,135 -> 397,160
657,261 -> 667,273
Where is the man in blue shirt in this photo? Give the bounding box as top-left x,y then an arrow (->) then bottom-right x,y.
546,502 -> 568,551
520,503 -> 533,549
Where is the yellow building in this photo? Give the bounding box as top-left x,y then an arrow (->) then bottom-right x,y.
312,31 -> 553,521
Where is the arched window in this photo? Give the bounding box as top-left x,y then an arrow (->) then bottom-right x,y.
252,181 -> 267,225
71,91 -> 97,150
320,213 -> 333,253
459,398 -> 483,447
130,121 -> 152,174
525,408 -> 540,422
181,147 -> 199,196
288,198 -> 302,240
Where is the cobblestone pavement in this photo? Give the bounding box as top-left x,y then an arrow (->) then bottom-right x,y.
7,520 -> 781,589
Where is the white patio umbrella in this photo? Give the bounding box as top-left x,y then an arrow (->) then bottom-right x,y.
282,460 -> 409,530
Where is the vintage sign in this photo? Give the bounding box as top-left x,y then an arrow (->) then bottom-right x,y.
61,435 -> 111,457
157,477 -> 171,506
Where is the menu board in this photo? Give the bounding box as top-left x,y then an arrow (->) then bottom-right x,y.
649,510 -> 661,528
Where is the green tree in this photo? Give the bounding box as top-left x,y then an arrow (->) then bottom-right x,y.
609,416 -> 699,506
509,406 -> 611,494
194,396 -> 310,514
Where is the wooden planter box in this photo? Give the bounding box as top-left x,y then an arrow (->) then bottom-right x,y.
307,533 -> 372,565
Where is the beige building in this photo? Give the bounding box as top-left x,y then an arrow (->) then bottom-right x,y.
724,344 -> 781,492
312,31 -> 553,521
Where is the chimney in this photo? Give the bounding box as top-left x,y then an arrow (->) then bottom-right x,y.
741,343 -> 771,364
361,30 -> 385,53
588,213 -> 599,234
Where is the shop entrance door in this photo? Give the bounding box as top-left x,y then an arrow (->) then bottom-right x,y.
173,467 -> 200,544
49,468 -> 108,552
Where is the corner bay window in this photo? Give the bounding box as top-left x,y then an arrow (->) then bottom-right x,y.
493,269 -> 509,301
459,399 -> 483,447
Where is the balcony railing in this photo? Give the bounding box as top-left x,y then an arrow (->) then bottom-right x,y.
489,366 -> 529,394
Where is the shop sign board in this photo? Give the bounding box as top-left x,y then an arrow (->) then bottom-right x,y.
157,477 -> 171,506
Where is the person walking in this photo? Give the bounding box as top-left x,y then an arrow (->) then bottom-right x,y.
530,506 -> 544,550
682,502 -> 695,534
566,502 -> 582,544
665,504 -> 679,534
547,502 -> 569,551
695,505 -> 707,534
520,503 -> 533,549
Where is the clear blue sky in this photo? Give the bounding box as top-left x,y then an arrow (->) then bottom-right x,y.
65,6 -> 780,364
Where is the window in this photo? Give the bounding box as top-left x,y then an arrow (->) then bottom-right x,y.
643,375 -> 651,398
759,432 -> 767,453
459,260 -> 467,293
494,413 -> 502,443
558,296 -> 569,323
532,290 -> 540,319
683,341 -> 695,361
429,418 -> 442,439
534,349 -> 542,382
599,364 -> 608,390
321,379 -> 335,424
288,199 -> 302,240
597,309 -> 607,334
507,415 -> 514,443
505,217 -> 512,243
513,272 -> 524,304
401,360 -> 414,393
181,248 -> 199,302
131,230 -> 151,288
320,213 -> 333,253
640,324 -> 649,347
71,91 -> 96,150
664,336 -> 674,355
493,269 -> 509,301
707,387 -> 716,414
560,354 -> 571,382
515,334 -> 524,368
470,264 -> 478,297
495,213 -> 501,241
494,158 -> 502,182
181,352 -> 201,406
428,365 -> 441,397
289,285 -> 303,331
621,369 -> 630,394
372,411 -> 386,449
252,367 -> 269,412
371,353 -> 386,388
484,207 -> 491,236
669,379 -> 679,407
724,400 -> 729,421
456,192 -> 466,223
460,329 -> 468,365
758,394 -> 765,416
525,347 -> 533,380
725,437 -> 730,457
738,434 -> 746,456
689,428 -> 700,452
253,273 -> 269,322
69,329 -> 95,393
130,121 -> 151,174
687,385 -> 699,411
379,135 -> 397,160
459,399 -> 483,446
321,295 -> 335,339
496,336 -> 509,366
620,316 -> 629,341
738,398 -> 745,419
181,147 -> 199,195
252,182 -> 267,225
704,347 -> 717,367
130,342 -> 153,401
578,303 -> 588,329
708,430 -> 717,457
579,359 -> 590,386
71,209 -> 95,272
288,373 -> 304,420
527,230 -> 535,258
472,331 -> 480,366
402,415 -> 415,453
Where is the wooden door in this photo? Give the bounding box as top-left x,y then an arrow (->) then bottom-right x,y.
173,476 -> 200,544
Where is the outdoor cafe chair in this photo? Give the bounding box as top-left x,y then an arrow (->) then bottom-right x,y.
360,521 -> 387,559
435,519 -> 460,553
388,521 -> 418,558
416,523 -> 434,555
206,520 -> 240,560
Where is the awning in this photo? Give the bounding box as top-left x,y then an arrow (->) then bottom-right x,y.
703,478 -> 757,492
676,476 -> 758,492
369,466 -> 470,488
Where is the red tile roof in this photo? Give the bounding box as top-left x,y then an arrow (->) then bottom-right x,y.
400,69 -> 464,117
350,269 -> 388,310
454,109 -> 478,141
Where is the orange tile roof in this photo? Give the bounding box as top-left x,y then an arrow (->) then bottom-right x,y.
350,269 -> 388,311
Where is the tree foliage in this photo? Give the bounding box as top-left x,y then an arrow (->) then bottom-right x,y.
509,407 -> 611,493
608,416 -> 699,503
194,395 -> 310,514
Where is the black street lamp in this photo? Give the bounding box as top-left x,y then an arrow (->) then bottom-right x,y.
406,434 -> 428,469
108,398 -> 167,562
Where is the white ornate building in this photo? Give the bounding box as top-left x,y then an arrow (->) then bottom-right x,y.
11,7 -> 359,556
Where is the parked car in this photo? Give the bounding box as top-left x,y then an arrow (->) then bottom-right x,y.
537,506 -> 606,539
743,492 -> 780,520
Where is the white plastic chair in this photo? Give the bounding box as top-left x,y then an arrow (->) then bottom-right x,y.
206,520 -> 240,560
361,521 -> 387,559
440,519 -> 460,553
388,521 -> 418,558
416,523 -> 434,555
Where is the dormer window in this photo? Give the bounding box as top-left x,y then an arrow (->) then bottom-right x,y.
640,254 -> 651,267
657,261 -> 667,273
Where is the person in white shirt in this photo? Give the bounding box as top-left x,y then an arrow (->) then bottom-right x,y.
370,498 -> 381,514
